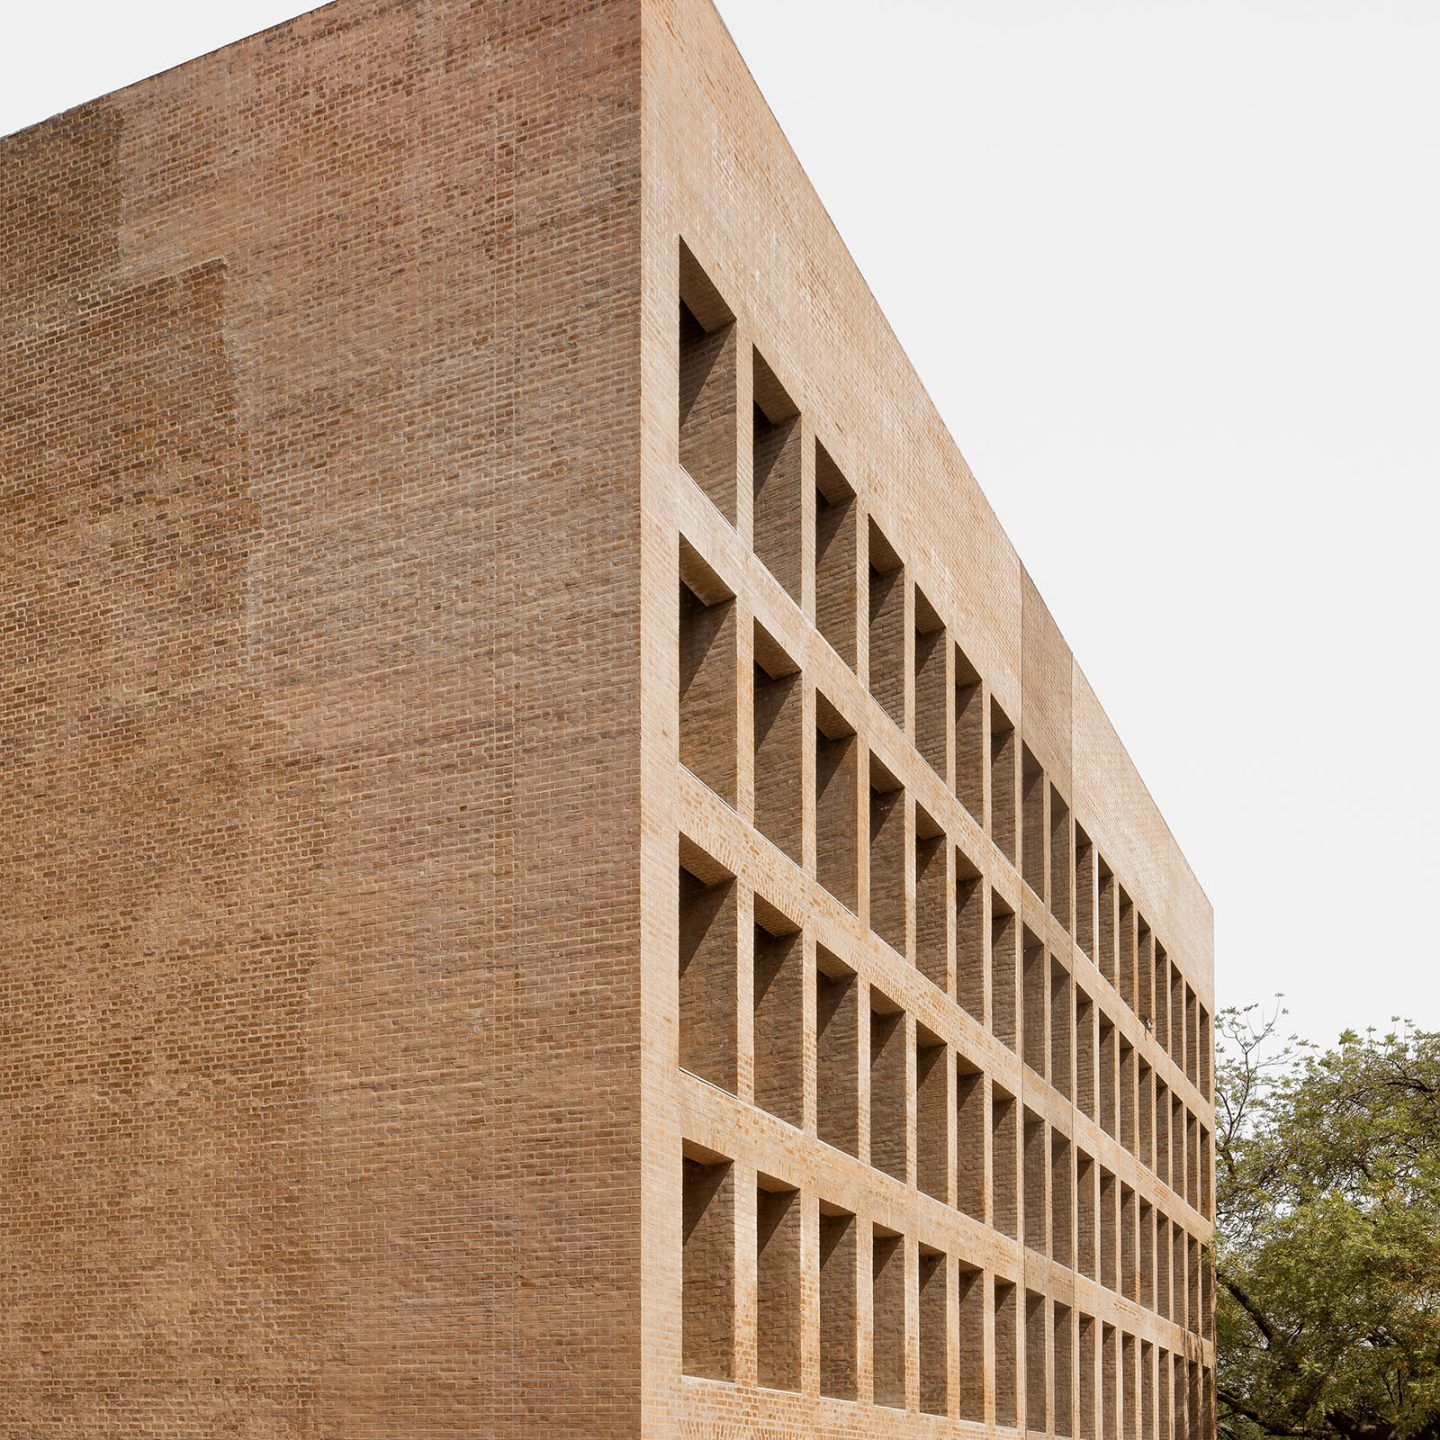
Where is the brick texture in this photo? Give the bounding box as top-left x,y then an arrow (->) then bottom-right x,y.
2,2 -> 641,1437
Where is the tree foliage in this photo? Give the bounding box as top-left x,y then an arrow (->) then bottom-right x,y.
1217,1007 -> 1440,1440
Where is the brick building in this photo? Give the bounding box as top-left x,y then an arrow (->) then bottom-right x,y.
0,0 -> 1216,1436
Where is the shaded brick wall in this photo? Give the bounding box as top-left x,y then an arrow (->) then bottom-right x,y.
0,2 -> 642,1436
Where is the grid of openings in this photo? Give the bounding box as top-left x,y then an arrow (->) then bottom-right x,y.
672,239 -> 1216,1422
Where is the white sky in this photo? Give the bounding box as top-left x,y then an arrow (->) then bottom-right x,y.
5,1 -> 1438,1045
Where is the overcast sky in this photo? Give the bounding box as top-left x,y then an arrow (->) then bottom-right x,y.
5,1 -> 1437,1045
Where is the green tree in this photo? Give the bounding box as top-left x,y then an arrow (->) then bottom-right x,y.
1217,1007 -> 1440,1440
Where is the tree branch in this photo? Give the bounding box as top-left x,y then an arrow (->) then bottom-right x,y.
1217,1385 -> 1322,1439
1223,1271 -> 1281,1349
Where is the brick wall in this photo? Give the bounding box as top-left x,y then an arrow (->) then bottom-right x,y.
638,0 -> 1216,1436
0,0 -> 1215,1436
0,2 -> 643,1436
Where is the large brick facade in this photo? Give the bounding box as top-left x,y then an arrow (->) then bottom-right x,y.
0,2 -> 1215,1437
